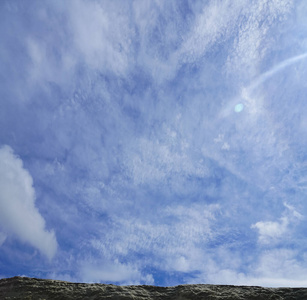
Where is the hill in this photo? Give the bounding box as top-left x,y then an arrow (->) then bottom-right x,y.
1,276 -> 307,299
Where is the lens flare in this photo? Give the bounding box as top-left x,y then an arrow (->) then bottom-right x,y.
234,103 -> 244,113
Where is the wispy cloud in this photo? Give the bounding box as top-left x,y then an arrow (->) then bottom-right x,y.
0,0 -> 306,286
80,259 -> 154,285
225,0 -> 293,79
0,232 -> 6,247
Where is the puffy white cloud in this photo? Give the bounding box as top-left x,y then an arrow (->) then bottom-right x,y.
251,218 -> 289,244
251,202 -> 303,245
0,145 -> 57,260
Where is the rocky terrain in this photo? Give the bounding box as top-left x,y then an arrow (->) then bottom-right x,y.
1,276 -> 307,299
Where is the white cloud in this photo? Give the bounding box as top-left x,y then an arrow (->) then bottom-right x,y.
81,259 -> 154,285
251,218 -> 288,244
283,202 -> 303,219
187,248 -> 307,287
89,203 -> 220,276
67,0 -> 134,76
242,249 -> 307,287
178,1 -> 244,64
1,0 -> 306,286
0,145 -> 57,260
22,0 -> 135,99
127,136 -> 207,186
251,202 -> 303,245
226,0 -> 293,78
253,249 -> 305,280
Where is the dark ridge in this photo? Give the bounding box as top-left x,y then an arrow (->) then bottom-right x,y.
0,276 -> 307,299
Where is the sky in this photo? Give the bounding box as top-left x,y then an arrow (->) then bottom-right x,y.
1,0 -> 307,288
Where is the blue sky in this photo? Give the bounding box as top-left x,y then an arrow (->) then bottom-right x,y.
1,0 -> 307,287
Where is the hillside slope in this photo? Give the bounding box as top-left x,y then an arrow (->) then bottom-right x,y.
1,276 -> 307,299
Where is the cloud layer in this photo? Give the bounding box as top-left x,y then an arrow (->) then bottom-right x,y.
1,0 -> 307,287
